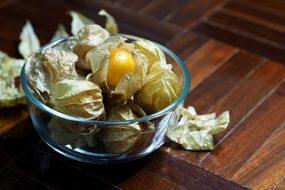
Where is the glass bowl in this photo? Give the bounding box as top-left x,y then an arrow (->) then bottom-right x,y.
20,35 -> 190,164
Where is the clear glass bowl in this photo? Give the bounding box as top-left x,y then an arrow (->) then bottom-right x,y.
20,35 -> 190,164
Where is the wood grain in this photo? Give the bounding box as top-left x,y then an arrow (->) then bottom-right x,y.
184,40 -> 236,89
119,0 -> 150,10
0,0 -> 15,9
10,147 -> 120,190
233,122 -> 285,190
199,82 -> 285,178
11,142 -> 246,190
0,0 -> 285,189
166,0 -> 225,27
142,0 -> 179,20
0,168 -> 51,190
0,106 -> 29,136
167,50 -> 267,165
240,0 -> 285,15
209,11 -> 285,46
167,32 -> 209,59
208,61 -> 285,139
185,51 -> 264,113
193,21 -> 285,63
224,1 -> 285,32
193,0 -> 285,64
69,0 -> 181,43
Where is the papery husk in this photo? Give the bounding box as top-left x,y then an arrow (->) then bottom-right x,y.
167,106 -> 230,151
86,36 -> 148,103
134,39 -> 171,71
48,117 -> 98,148
86,36 -> 126,91
18,21 -> 40,59
112,49 -> 148,102
50,79 -> 104,119
42,49 -> 78,82
104,135 -> 139,154
134,62 -> 182,114
101,122 -> 155,154
69,11 -> 94,36
0,51 -> 26,107
51,116 -> 100,135
131,126 -> 155,152
98,119 -> 141,154
25,49 -> 78,101
106,103 -> 142,130
99,126 -> 140,143
73,25 -> 109,70
99,102 -> 155,154
98,9 -> 118,34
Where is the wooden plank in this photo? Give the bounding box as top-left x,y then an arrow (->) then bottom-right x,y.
167,32 -> 209,59
208,61 -> 285,140
0,38 -> 19,57
0,0 -> 16,9
162,51 -> 263,163
166,0 -> 225,27
0,15 -> 24,41
0,2 -> 61,43
233,122 -> 285,189
119,0 -> 151,10
185,51 -> 264,113
100,0 -> 126,5
144,150 -> 247,190
193,21 -> 285,63
0,139 -> 34,169
0,168 -> 51,190
18,0 -> 168,43
1,0 -> 285,189
18,0 -> 72,23
67,0 -> 181,43
184,40 -> 236,89
143,150 -> 206,189
233,0 -> 285,17
0,14 -> 22,56
10,148 -> 120,190
142,0 -> 182,20
199,82 -> 285,180
224,1 -> 285,32
35,142 -> 246,190
117,21 -> 169,43
0,106 -> 30,136
119,169 -> 187,190
209,11 -> 285,46
12,146 -> 186,190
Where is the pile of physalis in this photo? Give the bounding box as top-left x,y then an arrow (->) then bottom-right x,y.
24,10 -> 183,154
1,10 -> 230,153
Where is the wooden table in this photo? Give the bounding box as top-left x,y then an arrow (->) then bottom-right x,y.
1,0 -> 285,189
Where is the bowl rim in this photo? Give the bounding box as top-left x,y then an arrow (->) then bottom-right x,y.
20,34 -> 190,125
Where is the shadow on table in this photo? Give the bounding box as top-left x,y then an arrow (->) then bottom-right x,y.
8,140 -> 150,188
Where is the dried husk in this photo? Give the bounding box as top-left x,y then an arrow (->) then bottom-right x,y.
25,49 -> 78,101
48,117 -> 98,148
134,62 -> 181,114
50,79 -> 104,119
73,25 -> 109,70
99,102 -> 155,153
86,36 -> 148,104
